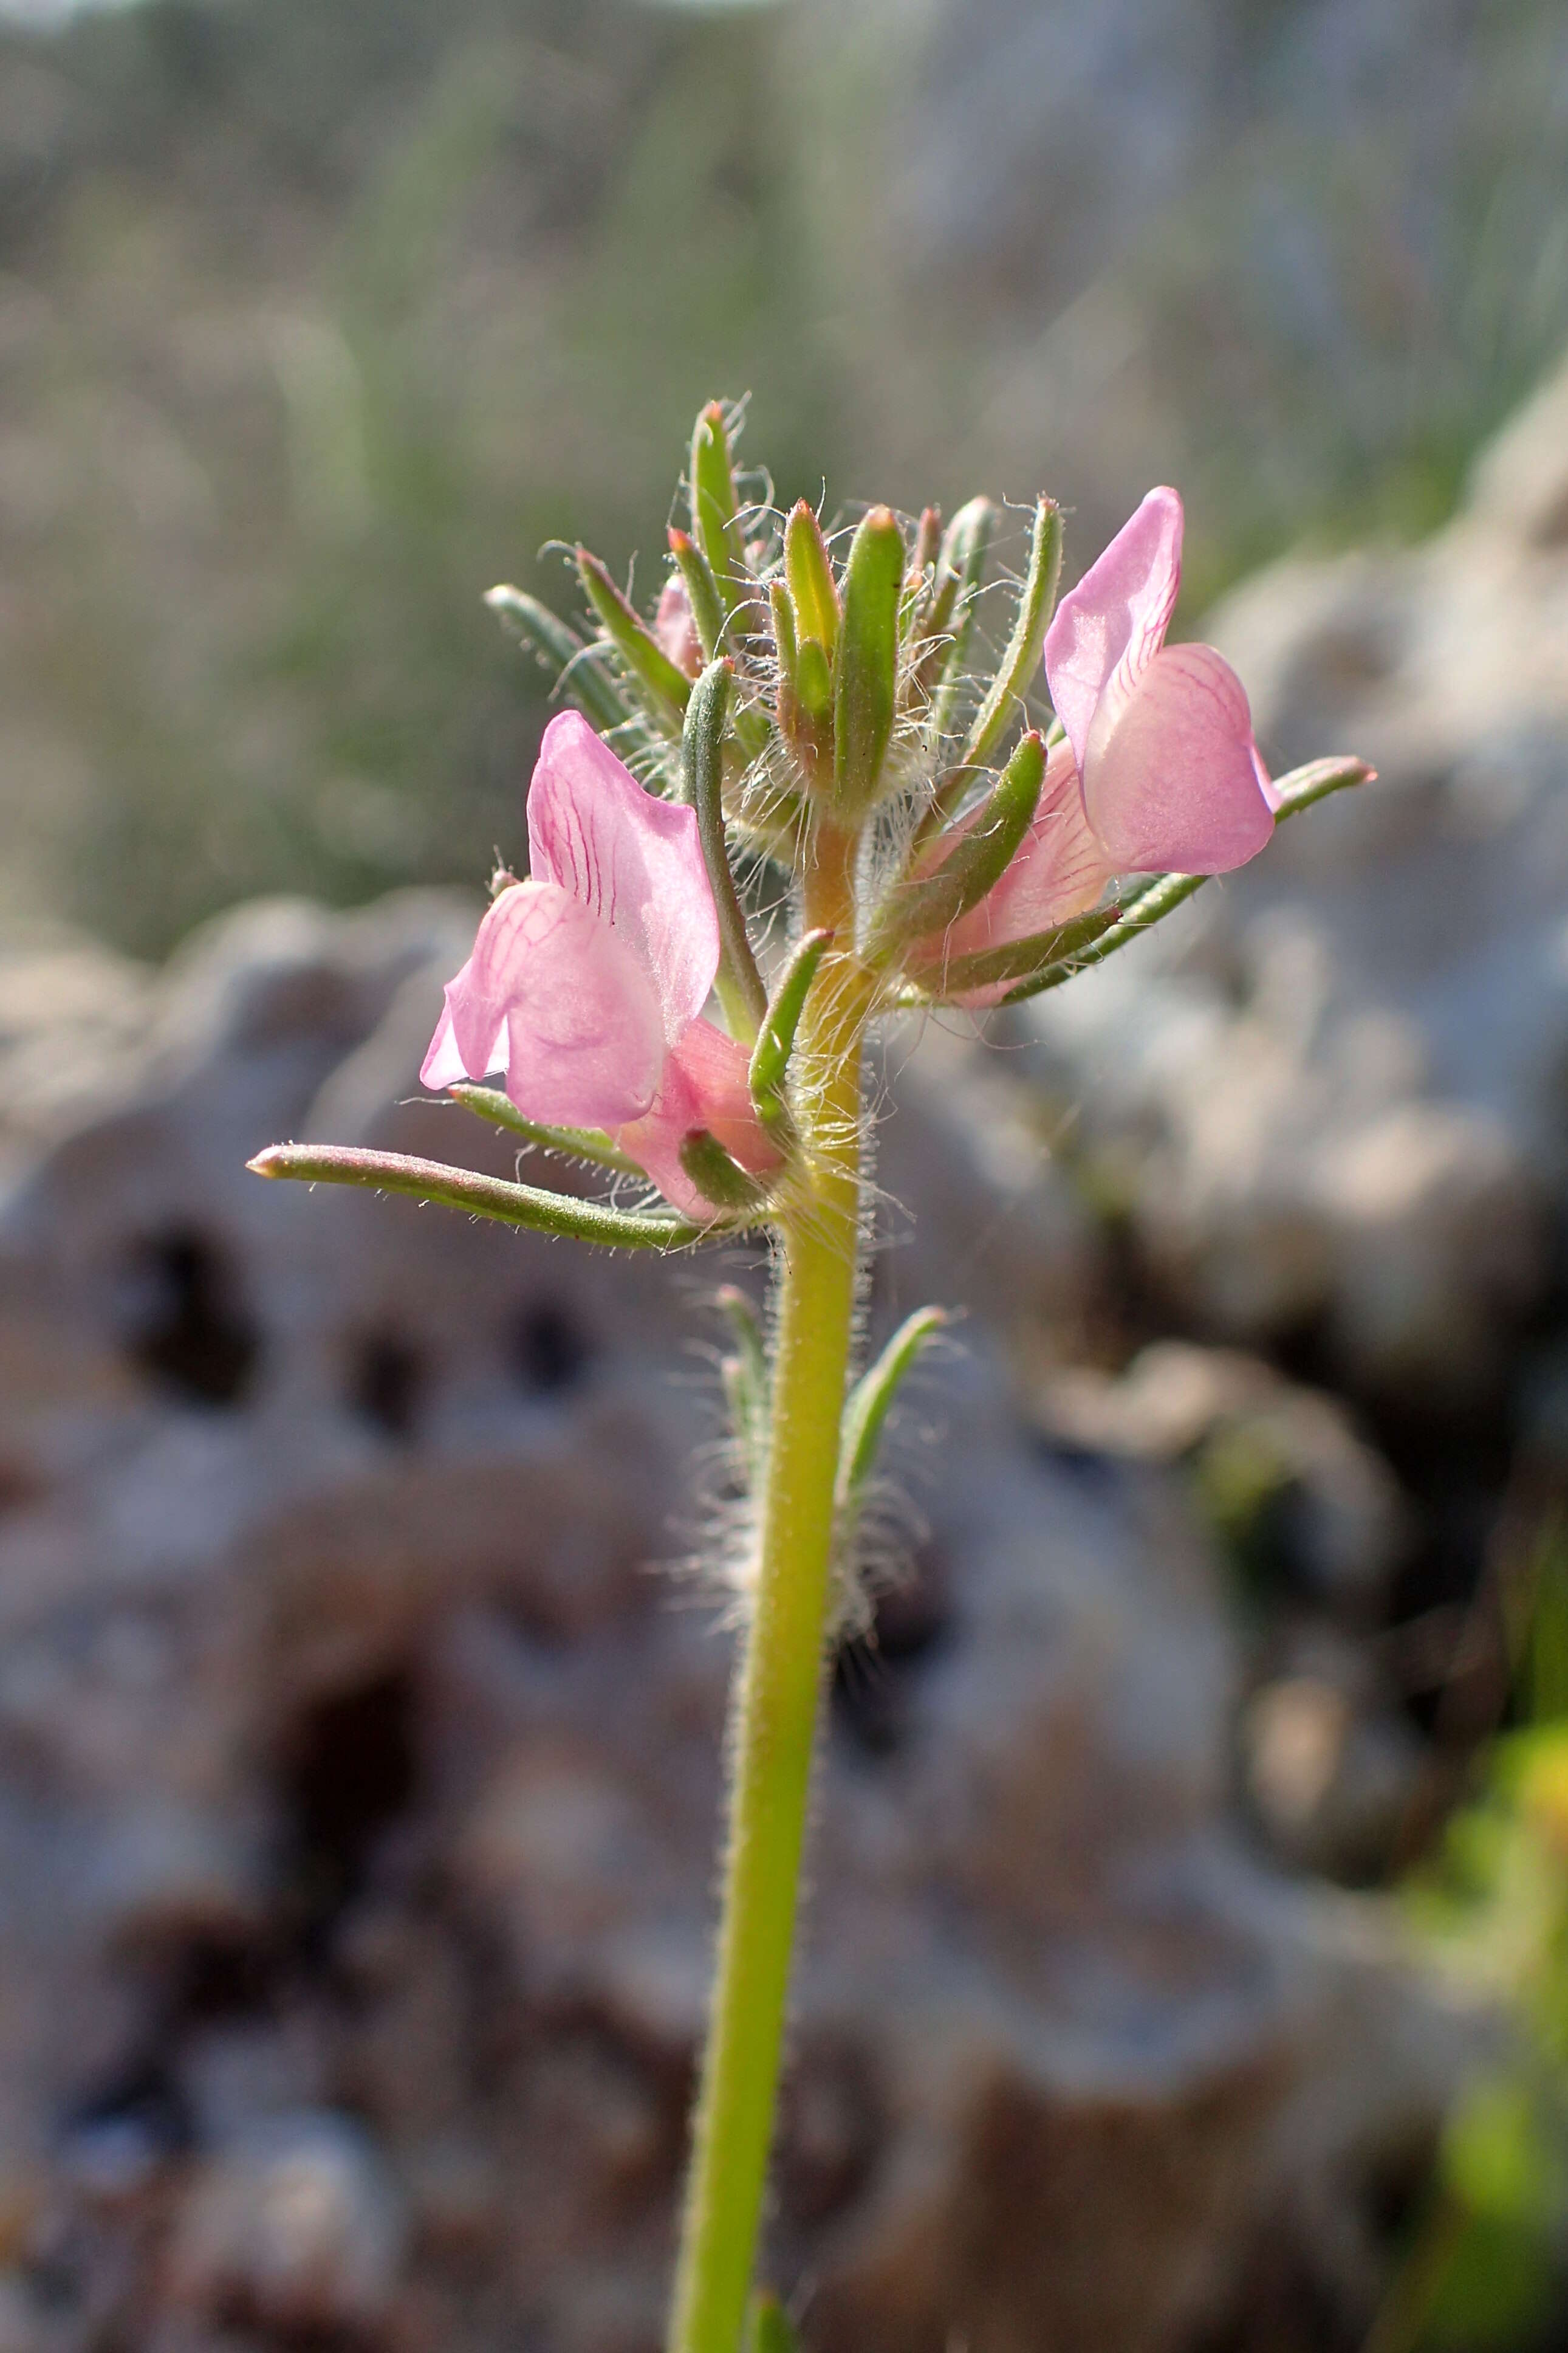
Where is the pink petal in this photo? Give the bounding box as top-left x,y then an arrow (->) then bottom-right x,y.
422,880 -> 666,1129
420,998 -> 471,1091
1044,486 -> 1183,772
1082,641 -> 1275,875
526,712 -> 719,1040
936,737 -> 1117,975
654,575 -> 702,679
614,1018 -> 782,1219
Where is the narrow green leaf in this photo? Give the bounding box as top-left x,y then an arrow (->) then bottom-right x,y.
247,1143 -> 725,1248
668,526 -> 729,662
833,506 -> 906,819
960,495 -> 1064,772
795,637 -> 832,723
446,1082 -> 643,1175
683,661 -> 769,1040
691,400 -> 745,588
869,731 -> 1046,960
906,900 -> 1126,1001
576,546 -> 692,730
838,1307 -> 948,1506
485,585 -> 632,737
679,1128 -> 772,1214
748,927 -> 832,1133
924,495 -> 996,727
784,500 -> 840,658
1270,752 -> 1377,818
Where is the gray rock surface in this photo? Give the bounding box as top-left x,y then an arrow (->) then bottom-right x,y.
1015,351 -> 1568,1402
0,891 -> 1474,2351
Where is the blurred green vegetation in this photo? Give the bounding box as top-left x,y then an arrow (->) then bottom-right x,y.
1380,1527 -> 1568,2351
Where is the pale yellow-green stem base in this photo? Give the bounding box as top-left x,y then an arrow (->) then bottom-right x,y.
667,823 -> 867,2353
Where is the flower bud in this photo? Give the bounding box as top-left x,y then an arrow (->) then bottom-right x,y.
831,506 -> 905,822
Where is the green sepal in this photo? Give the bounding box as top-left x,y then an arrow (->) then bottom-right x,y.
923,496 -> 996,724
795,637 -> 833,723
784,500 -> 840,660
902,901 -> 1124,1003
246,1142 -> 728,1248
683,661 -> 769,1040
691,400 -> 746,589
744,2294 -> 801,2353
748,927 -> 832,1136
837,1307 -> 948,1509
447,1083 -> 642,1174
484,585 -> 632,738
869,730 -> 1046,961
903,504 -> 943,631
668,527 -> 730,662
770,580 -> 799,706
575,547 -> 692,732
679,1128 -> 772,1214
995,754 -> 1376,1007
960,494 -> 1064,772
832,506 -> 906,819
716,1283 -> 770,1496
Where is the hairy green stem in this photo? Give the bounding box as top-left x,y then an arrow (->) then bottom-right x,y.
668,822 -> 866,2353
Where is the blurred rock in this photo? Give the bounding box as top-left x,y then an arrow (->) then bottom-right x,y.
1017,353 -> 1568,1402
0,894 -> 1479,2352
1035,1342 -> 1411,1614
164,2111 -> 405,2331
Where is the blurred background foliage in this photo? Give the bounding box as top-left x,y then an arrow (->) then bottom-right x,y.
0,0 -> 1563,952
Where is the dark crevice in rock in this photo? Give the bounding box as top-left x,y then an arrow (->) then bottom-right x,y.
121,1227 -> 261,1408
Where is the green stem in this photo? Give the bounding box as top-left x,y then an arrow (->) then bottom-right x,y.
668,822 -> 866,2353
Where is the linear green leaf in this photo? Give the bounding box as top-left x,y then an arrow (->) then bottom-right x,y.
684,660 -> 769,1039
247,1142 -> 725,1247
838,1306 -> 948,1506
446,1083 -> 643,1175
484,585 -> 632,737
959,494 -> 1063,772
576,547 -> 692,730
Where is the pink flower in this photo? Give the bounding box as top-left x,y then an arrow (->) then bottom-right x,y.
421,712 -> 778,1217
917,487 -> 1275,1003
1042,484 -> 1275,874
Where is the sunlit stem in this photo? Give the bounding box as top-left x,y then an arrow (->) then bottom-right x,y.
668,818 -> 869,2353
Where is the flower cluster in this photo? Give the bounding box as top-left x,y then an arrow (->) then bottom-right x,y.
423,473 -> 1284,1203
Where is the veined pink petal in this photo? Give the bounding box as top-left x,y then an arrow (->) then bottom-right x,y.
1083,641 -> 1274,874
1044,486 -> 1183,772
654,575 -> 702,679
527,712 -> 719,1040
422,879 -> 666,1129
614,1018 -> 782,1219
